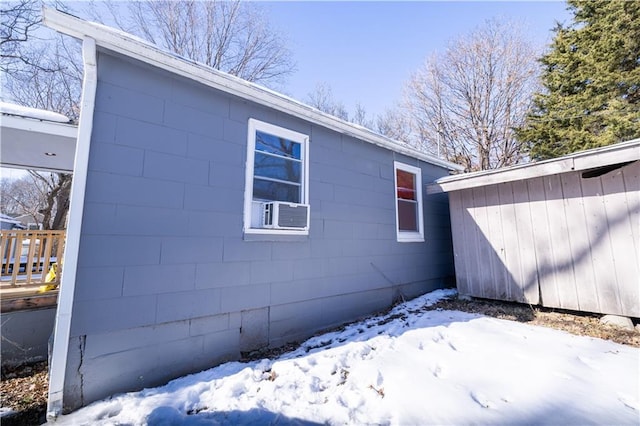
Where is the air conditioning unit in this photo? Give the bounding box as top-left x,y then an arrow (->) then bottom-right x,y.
262,202 -> 309,230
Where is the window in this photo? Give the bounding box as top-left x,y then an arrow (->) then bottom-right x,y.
394,161 -> 424,242
243,119 -> 309,235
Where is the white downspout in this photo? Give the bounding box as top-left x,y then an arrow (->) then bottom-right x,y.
46,36 -> 97,421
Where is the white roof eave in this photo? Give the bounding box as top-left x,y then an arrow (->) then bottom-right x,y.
0,113 -> 78,173
427,138 -> 640,194
42,8 -> 463,172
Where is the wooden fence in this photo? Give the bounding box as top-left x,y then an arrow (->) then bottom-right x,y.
1,229 -> 65,287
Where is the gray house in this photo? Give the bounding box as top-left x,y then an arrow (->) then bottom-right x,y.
43,9 -> 462,416
428,139 -> 639,318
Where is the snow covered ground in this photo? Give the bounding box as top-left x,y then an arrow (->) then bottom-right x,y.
54,289 -> 639,425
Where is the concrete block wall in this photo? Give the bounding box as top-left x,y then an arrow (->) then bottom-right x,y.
1,307 -> 56,366
61,50 -> 454,411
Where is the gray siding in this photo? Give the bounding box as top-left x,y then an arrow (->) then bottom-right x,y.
61,51 -> 454,411
450,160 -> 639,317
1,307 -> 56,366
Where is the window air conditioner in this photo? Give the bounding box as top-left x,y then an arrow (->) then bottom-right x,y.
262,202 -> 309,230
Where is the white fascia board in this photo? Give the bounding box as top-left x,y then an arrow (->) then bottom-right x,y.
572,142 -> 640,170
42,8 -> 462,172
426,159 -> 574,194
428,138 -> 640,194
46,36 -> 98,421
1,114 -> 77,138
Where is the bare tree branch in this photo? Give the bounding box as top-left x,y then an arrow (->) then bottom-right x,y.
88,0 -> 294,86
397,19 -> 540,170
1,0 -> 69,75
2,1 -> 79,231
306,82 -> 349,121
4,33 -> 82,121
1,172 -> 71,229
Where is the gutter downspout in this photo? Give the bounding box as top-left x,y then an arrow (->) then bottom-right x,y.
46,36 -> 97,421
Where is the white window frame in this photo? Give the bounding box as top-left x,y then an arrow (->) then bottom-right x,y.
243,118 -> 310,236
393,161 -> 424,243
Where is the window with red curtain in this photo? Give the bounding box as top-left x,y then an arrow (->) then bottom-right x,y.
394,162 -> 424,242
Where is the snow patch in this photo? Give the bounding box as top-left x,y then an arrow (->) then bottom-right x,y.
0,101 -> 70,123
48,289 -> 639,425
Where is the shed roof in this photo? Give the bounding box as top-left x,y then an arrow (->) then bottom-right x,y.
428,138 -> 640,194
42,8 -> 462,172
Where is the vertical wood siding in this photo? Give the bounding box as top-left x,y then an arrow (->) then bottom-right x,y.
450,161 -> 639,317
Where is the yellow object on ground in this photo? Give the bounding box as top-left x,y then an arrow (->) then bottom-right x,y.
39,263 -> 59,292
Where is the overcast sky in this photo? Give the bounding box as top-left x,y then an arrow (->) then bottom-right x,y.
263,1 -> 572,118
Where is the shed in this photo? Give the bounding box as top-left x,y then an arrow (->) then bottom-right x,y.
42,9 -> 462,417
428,139 -> 639,318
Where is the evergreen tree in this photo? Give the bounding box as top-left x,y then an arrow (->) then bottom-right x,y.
518,0 -> 640,159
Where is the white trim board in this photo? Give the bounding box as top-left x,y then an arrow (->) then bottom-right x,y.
0,115 -> 78,172
46,37 -> 99,421
394,161 -> 425,243
1,114 -> 77,137
41,8 -> 462,172
427,139 -> 640,194
243,119 -> 310,236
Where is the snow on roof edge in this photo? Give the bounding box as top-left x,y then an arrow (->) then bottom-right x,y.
41,8 -> 463,172
0,101 -> 71,123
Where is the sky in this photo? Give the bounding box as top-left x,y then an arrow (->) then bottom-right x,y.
40,289 -> 639,425
1,1 -> 572,180
261,1 -> 573,119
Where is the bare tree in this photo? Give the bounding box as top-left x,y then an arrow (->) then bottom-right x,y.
37,171 -> 71,230
400,19 -> 539,171
306,82 -> 378,130
2,0 -> 81,119
1,176 -> 39,218
2,1 -> 80,232
1,0 -> 43,73
3,17 -> 81,230
375,107 -> 412,144
352,103 -> 373,128
1,0 -> 68,75
305,82 -> 421,145
306,82 -> 349,121
88,0 -> 294,86
1,172 -> 71,229
4,34 -> 82,120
